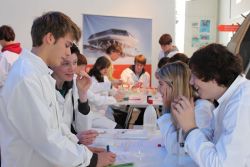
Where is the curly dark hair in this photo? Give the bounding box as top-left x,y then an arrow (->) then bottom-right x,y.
189,43 -> 243,87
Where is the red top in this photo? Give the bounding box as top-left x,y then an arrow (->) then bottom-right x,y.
1,43 -> 22,54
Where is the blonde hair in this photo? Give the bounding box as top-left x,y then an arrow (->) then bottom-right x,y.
158,61 -> 193,108
158,61 -> 193,128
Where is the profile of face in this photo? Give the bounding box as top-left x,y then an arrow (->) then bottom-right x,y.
100,67 -> 109,76
135,62 -> 144,75
76,64 -> 87,74
190,73 -> 219,100
52,52 -> 77,82
158,78 -> 172,107
161,44 -> 171,53
110,51 -> 121,61
47,33 -> 73,67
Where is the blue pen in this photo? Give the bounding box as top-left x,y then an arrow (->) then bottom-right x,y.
106,145 -> 110,152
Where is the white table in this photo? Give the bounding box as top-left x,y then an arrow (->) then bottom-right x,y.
92,128 -> 198,167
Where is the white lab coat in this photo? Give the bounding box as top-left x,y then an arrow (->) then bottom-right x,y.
87,76 -> 117,128
120,66 -> 150,88
0,49 -> 93,167
157,99 -> 214,155
185,75 -> 250,167
56,76 -> 92,133
0,50 -> 19,88
158,45 -> 179,60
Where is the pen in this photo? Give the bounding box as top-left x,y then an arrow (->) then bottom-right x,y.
106,145 -> 110,152
129,98 -> 141,100
108,162 -> 134,167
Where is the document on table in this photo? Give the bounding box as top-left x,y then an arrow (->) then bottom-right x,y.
115,129 -> 149,140
94,129 -> 149,140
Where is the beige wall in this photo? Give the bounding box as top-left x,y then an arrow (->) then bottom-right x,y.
184,0 -> 218,57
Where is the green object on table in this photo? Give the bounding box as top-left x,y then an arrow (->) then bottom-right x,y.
109,162 -> 134,167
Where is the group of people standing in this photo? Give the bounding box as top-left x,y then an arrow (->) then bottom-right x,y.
1,11 -> 250,167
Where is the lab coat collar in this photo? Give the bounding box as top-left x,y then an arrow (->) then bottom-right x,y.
217,75 -> 246,106
22,49 -> 52,75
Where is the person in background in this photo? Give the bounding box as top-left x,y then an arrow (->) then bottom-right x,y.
167,53 -> 189,65
157,61 -> 214,155
105,44 -> 123,87
155,53 -> 189,80
76,49 -> 88,74
88,56 -> 124,128
51,44 -> 101,149
120,54 -> 150,88
0,11 -> 115,167
0,25 -> 22,89
117,55 -> 150,128
158,33 -> 178,60
172,43 -> 250,166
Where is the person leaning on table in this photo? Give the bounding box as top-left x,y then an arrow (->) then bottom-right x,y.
172,43 -> 250,167
0,11 -> 115,167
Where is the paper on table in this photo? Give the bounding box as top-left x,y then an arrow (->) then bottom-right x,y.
115,129 -> 149,140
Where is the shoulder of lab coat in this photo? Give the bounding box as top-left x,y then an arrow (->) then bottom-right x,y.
0,50 -> 93,167
185,76 -> 250,167
88,76 -> 117,106
158,50 -> 165,60
120,67 -> 150,88
157,113 -> 179,154
0,51 -> 19,87
157,99 -> 214,155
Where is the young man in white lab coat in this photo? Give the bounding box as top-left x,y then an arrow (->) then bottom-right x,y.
172,43 -> 250,167
0,11 -> 115,167
120,54 -> 150,88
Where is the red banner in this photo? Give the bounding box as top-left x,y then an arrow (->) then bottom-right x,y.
217,25 -> 240,32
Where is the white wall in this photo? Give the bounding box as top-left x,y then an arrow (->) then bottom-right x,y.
184,0 -> 218,57
218,0 -> 250,45
0,0 -> 176,87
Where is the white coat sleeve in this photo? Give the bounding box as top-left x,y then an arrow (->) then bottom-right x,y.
140,72 -> 150,88
6,78 -> 93,167
88,79 -> 117,106
87,89 -> 117,106
0,55 -> 9,87
185,92 -> 250,167
157,114 -> 180,154
120,68 -> 129,83
194,99 -> 214,140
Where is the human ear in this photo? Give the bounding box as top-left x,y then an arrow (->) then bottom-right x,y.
43,32 -> 55,45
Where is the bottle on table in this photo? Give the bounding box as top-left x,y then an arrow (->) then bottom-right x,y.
143,97 -> 157,133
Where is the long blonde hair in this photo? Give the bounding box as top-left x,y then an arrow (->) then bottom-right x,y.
158,61 -> 193,109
